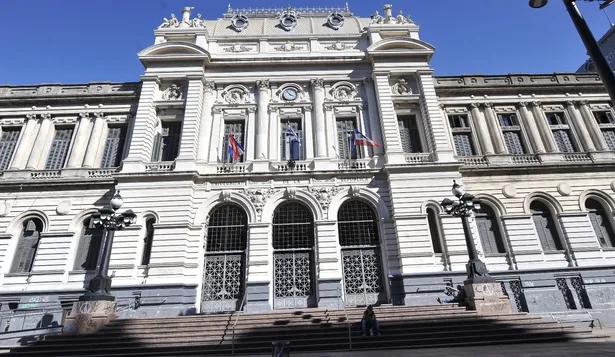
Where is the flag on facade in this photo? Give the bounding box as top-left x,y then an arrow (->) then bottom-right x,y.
227,133 -> 245,161
353,129 -> 380,147
287,125 -> 300,142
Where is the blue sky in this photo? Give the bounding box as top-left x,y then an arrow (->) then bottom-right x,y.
1,0 -> 615,85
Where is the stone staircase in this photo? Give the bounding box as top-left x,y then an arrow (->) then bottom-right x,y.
6,304 -> 610,356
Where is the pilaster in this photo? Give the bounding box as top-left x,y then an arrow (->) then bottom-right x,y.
315,220 -> 342,308
26,114 -> 53,170
196,80 -> 216,165
519,102 -> 545,153
373,73 -> 404,164
311,78 -> 328,158
481,103 -> 507,154
418,74 -> 456,162
67,113 -> 93,168
10,114 -> 40,170
470,103 -> 494,155
566,101 -> 596,152
577,100 -> 609,151
82,112 -> 106,168
246,222 -> 271,312
175,76 -> 204,171
530,102 -> 558,153
255,80 -> 271,160
364,78 -> 385,157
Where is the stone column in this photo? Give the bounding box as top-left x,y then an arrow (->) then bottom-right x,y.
363,78 -> 385,157
66,112 -> 94,168
530,102 -> 558,153
255,80 -> 270,160
26,113 -> 53,170
518,102 -> 545,153
82,112 -> 106,168
566,101 -> 596,152
470,103 -> 494,155
481,103 -> 507,154
311,78 -> 328,158
196,81 -> 216,163
577,100 -> 608,151
10,114 -> 40,170
175,77 -> 204,171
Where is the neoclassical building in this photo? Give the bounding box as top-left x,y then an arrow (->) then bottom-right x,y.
1,4 -> 615,325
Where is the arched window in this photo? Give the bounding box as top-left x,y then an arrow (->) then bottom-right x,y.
11,218 -> 43,273
530,200 -> 563,251
74,218 -> 104,271
475,204 -> 506,254
202,204 -> 249,313
272,202 -> 315,309
426,207 -> 443,254
141,217 -> 156,266
338,200 -> 384,306
585,198 -> 615,248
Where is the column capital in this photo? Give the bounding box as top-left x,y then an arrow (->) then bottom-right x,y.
247,106 -> 257,113
204,80 -> 216,93
40,113 -> 52,120
310,78 -> 324,90
25,113 -> 37,121
481,102 -> 493,109
469,102 -> 480,109
94,111 -> 105,119
79,112 -> 91,120
576,99 -> 589,106
530,101 -> 542,108
519,102 -> 528,108
256,80 -> 270,90
362,77 -> 373,85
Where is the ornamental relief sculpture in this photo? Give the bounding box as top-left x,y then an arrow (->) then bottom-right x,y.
330,83 -> 358,103
158,7 -> 207,29
392,78 -> 412,95
244,188 -> 279,221
309,186 -> 345,213
161,84 -> 183,101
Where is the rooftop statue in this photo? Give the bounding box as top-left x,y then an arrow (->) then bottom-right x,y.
370,5 -> 414,25
158,6 -> 206,29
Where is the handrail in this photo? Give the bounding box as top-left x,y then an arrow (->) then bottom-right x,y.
1,308 -> 64,334
337,286 -> 352,350
231,291 -> 248,355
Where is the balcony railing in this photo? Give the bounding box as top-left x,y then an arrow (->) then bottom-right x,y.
336,159 -> 372,170
459,152 -> 609,168
215,163 -> 249,174
274,161 -> 310,172
404,153 -> 432,164
144,162 -> 175,172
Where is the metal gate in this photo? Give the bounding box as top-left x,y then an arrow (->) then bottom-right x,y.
341,248 -> 384,306
201,253 -> 244,313
273,251 -> 314,309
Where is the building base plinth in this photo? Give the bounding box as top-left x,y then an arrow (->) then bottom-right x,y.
63,300 -> 117,335
464,282 -> 512,315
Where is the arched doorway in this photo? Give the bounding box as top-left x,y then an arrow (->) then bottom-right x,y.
272,202 -> 316,309
201,204 -> 248,313
338,200 -> 385,306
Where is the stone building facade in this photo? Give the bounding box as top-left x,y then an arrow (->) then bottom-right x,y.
1,4 -> 615,326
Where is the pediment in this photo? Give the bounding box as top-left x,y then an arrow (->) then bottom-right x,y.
138,42 -> 210,58
367,37 -> 434,61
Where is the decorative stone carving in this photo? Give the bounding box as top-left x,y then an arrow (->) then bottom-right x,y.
501,184 -> 517,199
25,113 -> 37,121
349,185 -> 361,197
79,112 -> 90,120
162,84 -> 183,101
331,84 -> 357,102
224,43 -> 250,53
285,187 -> 297,199
244,189 -> 278,219
392,79 -> 411,95
231,14 -> 249,32
327,12 -> 345,30
311,78 -> 324,90
56,200 -> 72,215
220,190 -> 232,202
223,88 -> 247,104
274,42 -> 303,52
0,201 -> 12,217
94,111 -> 105,120
370,5 -> 413,25
325,41 -> 352,51
610,180 -> 615,193
158,14 -> 179,28
204,81 -> 216,92
256,80 -> 270,90
40,113 -> 52,120
557,183 -> 572,196
309,186 -> 344,212
158,7 -> 206,29
277,5 -> 300,31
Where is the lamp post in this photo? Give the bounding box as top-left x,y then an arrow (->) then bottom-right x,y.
440,180 -> 495,284
529,0 -> 615,105
79,190 -> 136,302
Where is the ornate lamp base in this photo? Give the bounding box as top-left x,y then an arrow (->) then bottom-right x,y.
63,300 -> 117,335
463,259 -> 512,314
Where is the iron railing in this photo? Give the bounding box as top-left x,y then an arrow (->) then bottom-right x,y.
231,292 -> 248,355
337,286 -> 352,350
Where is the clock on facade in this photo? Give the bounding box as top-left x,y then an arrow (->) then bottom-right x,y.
282,88 -> 298,101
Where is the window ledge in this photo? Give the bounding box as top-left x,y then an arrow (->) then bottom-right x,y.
543,250 -> 567,255
485,253 -> 508,258
601,247 -> 615,252
4,273 -> 31,278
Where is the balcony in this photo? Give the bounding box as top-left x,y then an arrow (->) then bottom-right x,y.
144,162 -> 176,172
458,152 -> 613,169
0,168 -> 119,182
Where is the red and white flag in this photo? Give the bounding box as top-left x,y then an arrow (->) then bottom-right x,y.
353,129 -> 380,147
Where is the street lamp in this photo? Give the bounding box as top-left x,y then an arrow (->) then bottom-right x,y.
79,190 -> 136,302
529,0 -> 615,106
440,180 -> 495,284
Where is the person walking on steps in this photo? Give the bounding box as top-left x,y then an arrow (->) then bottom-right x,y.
361,305 -> 381,336
437,285 -> 466,305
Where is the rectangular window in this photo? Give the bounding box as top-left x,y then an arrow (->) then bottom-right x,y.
448,114 -> 475,157
100,126 -> 127,168
0,127 -> 22,171
397,115 -> 423,153
336,118 -> 359,160
593,111 -> 615,151
498,113 -> 527,155
280,119 -> 304,161
544,112 -> 578,153
45,126 -> 74,170
151,121 -> 182,162
222,120 -> 245,163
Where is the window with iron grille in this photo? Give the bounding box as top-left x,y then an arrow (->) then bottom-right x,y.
544,112 -> 578,153
585,198 -> 615,248
206,204 -> 248,253
272,202 -> 314,250
11,218 -> 43,273
73,218 -> 103,271
281,119 -> 304,161
45,126 -> 75,170
397,115 -> 423,153
0,127 -> 21,171
592,111 -> 615,151
141,217 -> 156,265
151,121 -> 182,162
448,114 -> 476,157
337,200 -> 379,247
101,126 -> 127,168
427,207 -> 444,254
221,120 -> 245,163
475,204 -> 506,254
336,118 -> 360,160
530,200 -> 564,251
498,113 -> 527,154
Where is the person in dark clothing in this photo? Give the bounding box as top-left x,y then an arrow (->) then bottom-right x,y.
361,305 -> 381,336
437,285 -> 467,304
